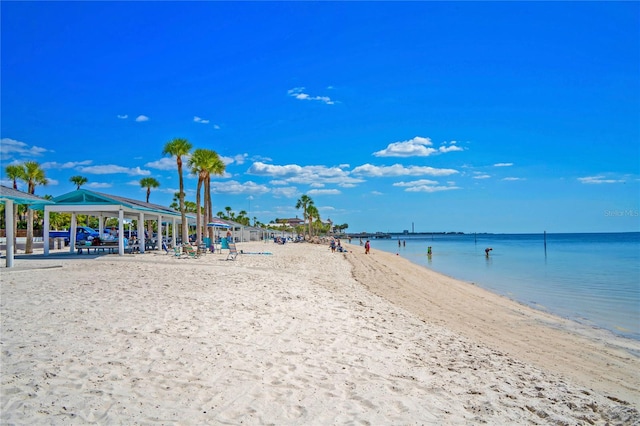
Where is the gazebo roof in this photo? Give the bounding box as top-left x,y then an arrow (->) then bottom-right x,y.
0,185 -> 55,205
35,189 -> 189,223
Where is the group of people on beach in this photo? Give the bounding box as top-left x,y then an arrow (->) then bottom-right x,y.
329,237 -> 347,253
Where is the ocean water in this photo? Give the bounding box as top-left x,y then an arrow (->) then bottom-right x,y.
365,233 -> 640,341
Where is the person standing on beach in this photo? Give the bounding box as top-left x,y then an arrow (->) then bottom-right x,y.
427,246 -> 432,256
365,240 -> 370,254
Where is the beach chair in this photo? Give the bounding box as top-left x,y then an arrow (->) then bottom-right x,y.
226,242 -> 239,261
183,244 -> 199,259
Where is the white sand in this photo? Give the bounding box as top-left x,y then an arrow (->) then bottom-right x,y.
1,242 -> 638,424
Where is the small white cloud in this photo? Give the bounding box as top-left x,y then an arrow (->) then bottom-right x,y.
438,141 -> 464,153
79,164 -> 151,176
494,162 -> 514,167
502,177 -> 524,181
371,191 -> 383,196
41,160 -> 92,170
213,124 -> 221,130
394,179 -> 460,192
308,189 -> 341,195
473,174 -> 491,180
220,153 -> 248,166
373,136 -> 435,157
352,163 -> 458,177
0,138 -> 51,158
271,186 -> 298,198
287,87 -> 335,105
117,114 -> 128,119
145,157 -> 176,171
578,175 -> 624,184
194,116 -> 210,124
135,115 -> 149,122
87,182 -> 113,189
209,180 -> 270,195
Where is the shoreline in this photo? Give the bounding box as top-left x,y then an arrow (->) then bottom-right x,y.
344,242 -> 640,404
1,242 -> 638,423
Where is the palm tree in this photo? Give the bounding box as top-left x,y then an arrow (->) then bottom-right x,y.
205,154 -> 225,243
69,175 -> 88,190
162,138 -> 192,243
188,148 -> 225,247
6,165 -> 23,190
188,149 -> 211,247
140,177 -> 160,203
20,161 -> 48,254
307,204 -> 319,237
5,164 -> 25,252
140,177 -> 160,238
295,194 -> 314,238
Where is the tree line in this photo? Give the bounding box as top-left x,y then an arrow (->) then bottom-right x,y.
3,138 -> 348,252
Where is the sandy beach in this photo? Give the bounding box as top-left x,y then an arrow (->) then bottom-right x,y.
1,241 -> 639,424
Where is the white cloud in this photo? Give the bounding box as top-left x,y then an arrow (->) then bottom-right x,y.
373,136 -> 435,157
494,162 -> 514,167
578,175 -> 624,184
209,180 -> 270,195
0,138 -> 50,158
213,124 -> 221,130
248,161 -> 363,186
87,182 -> 113,189
220,153 -> 248,166
271,186 -> 298,198
194,116 -> 210,124
135,115 -> 149,122
371,191 -> 383,196
79,165 -> 151,176
352,163 -> 458,177
405,185 -> 460,193
373,137 -> 464,157
145,157 -> 178,171
502,177 -> 524,181
438,141 -> 464,153
308,189 -> 341,195
287,87 -> 335,105
41,160 -> 93,169
394,179 -> 460,192
473,174 -> 491,179
117,114 -> 128,119
393,179 -> 439,187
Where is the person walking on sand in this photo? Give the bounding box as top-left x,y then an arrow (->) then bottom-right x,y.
365,240 -> 370,254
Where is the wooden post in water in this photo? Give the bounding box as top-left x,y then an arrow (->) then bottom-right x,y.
544,231 -> 547,255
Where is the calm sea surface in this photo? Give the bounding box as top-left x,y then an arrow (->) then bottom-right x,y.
364,233 -> 640,340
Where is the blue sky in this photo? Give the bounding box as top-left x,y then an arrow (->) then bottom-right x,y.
1,1 -> 638,233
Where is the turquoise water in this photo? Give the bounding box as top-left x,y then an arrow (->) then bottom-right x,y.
367,233 -> 640,340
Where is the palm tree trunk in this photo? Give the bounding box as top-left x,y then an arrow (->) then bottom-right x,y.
25,208 -> 34,254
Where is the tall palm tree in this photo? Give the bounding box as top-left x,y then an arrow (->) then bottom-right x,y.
20,161 -> 48,254
5,164 -> 25,252
140,177 -> 160,238
189,149 -> 226,247
205,153 -> 225,243
295,194 -> 314,238
188,149 -> 210,247
6,165 -> 23,190
162,138 -> 192,243
307,204 -> 319,237
69,175 -> 88,190
140,177 -> 160,203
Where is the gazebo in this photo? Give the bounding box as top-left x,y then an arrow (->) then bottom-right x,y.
0,185 -> 55,268
35,189 -> 188,256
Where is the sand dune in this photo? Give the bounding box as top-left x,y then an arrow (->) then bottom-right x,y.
1,241 -> 638,424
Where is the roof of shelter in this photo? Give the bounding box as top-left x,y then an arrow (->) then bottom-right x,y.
0,185 -> 55,205
34,189 -> 186,221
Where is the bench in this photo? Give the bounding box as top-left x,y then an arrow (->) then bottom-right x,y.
75,241 -> 120,254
